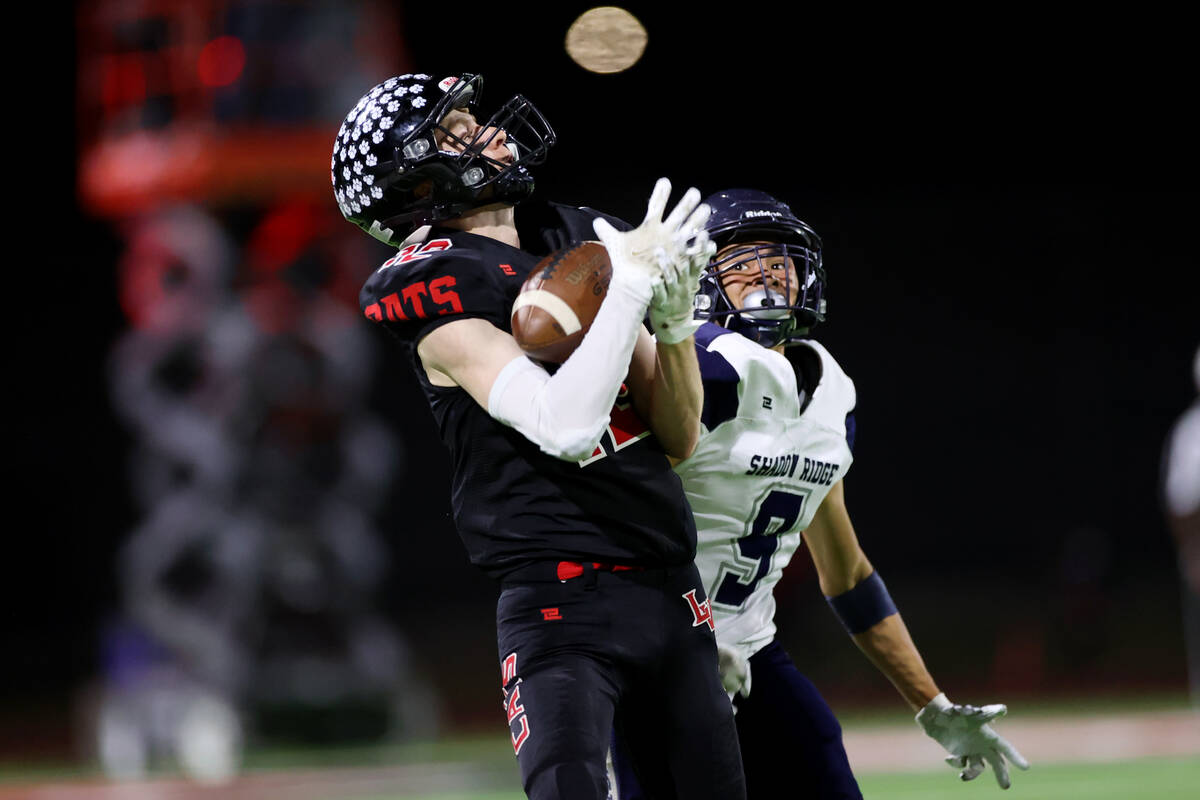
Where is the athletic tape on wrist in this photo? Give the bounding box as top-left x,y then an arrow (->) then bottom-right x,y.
825,571 -> 898,634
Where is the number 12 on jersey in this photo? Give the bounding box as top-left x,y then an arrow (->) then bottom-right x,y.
713,488 -> 808,608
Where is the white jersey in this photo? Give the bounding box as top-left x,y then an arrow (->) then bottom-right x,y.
679,324 -> 857,663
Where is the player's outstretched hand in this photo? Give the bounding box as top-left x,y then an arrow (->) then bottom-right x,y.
649,221 -> 714,344
593,177 -> 707,307
916,694 -> 1030,789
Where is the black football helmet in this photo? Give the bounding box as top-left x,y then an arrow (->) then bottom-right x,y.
694,189 -> 826,347
331,73 -> 555,246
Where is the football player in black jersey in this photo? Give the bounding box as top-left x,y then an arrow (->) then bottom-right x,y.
332,73 -> 746,800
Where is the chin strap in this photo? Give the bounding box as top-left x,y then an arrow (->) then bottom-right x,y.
724,312 -> 798,348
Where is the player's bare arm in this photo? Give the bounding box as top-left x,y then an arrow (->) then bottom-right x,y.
806,478 -> 1028,786
803,478 -> 940,710
624,197 -> 712,460
417,316 -> 524,401
851,613 -> 941,710
594,179 -> 710,459
802,479 -> 873,596
626,327 -> 702,460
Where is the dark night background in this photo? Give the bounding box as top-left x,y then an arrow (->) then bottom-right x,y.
11,1 -> 1197,762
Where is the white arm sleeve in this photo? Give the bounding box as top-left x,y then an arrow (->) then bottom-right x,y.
487,278 -> 649,461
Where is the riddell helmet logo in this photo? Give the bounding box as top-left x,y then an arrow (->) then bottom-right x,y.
438,76 -> 459,92
742,210 -> 783,219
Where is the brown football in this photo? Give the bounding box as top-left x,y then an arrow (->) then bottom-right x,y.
511,241 -> 612,364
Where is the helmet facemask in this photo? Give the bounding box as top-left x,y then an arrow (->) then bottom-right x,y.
389,75 -> 555,223
428,91 -> 555,192
696,241 -> 826,348
692,189 -> 827,348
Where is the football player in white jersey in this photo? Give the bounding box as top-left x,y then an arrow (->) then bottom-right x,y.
615,189 -> 1028,799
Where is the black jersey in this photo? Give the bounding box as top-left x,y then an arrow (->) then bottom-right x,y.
360,203 -> 697,578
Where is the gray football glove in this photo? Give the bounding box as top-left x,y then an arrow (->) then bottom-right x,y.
916,693 -> 1030,789
717,643 -> 751,699
649,225 -> 713,344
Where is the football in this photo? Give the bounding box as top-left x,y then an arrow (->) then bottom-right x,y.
511,241 -> 612,364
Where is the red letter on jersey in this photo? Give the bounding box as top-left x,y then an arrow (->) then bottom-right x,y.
380,292 -> 408,322
401,284 -> 428,318
683,589 -> 715,631
429,275 -> 464,314
577,384 -> 652,466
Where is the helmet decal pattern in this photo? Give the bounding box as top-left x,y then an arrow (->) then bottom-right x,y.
331,73 -> 555,245
332,75 -> 440,217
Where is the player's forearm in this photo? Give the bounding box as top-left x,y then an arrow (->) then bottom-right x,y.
488,278 -> 650,461
850,613 -> 940,712
646,337 -> 703,459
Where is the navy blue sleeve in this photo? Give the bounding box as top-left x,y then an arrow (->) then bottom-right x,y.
845,412 -> 857,453
694,323 -> 741,430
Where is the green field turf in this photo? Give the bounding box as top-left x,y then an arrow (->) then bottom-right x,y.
361,756 -> 1199,800
3,696 -> 1195,799
857,756 -> 1200,800
3,749 -> 1196,799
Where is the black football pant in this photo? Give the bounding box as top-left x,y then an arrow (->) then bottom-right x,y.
496,562 -> 746,800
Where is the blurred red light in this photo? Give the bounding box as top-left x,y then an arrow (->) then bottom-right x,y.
102,55 -> 147,110
197,36 -> 246,88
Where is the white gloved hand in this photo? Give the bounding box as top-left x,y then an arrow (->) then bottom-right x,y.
916,693 -> 1030,789
649,225 -> 714,344
593,177 -> 706,307
717,644 -> 751,699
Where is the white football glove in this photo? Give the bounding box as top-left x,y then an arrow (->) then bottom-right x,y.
649,225 -> 714,344
916,693 -> 1030,789
593,177 -> 706,308
717,644 -> 751,700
